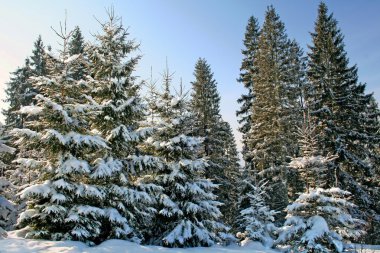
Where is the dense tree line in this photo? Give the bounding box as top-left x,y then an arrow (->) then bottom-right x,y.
0,2 -> 379,252
236,3 -> 379,250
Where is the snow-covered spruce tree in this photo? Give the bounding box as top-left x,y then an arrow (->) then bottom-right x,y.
68,26 -> 86,80
218,120 -> 241,228
189,58 -> 239,226
276,116 -> 366,252
190,58 -> 223,174
142,68 -> 231,247
0,178 -> 15,239
11,25 -> 124,245
276,187 -> 366,253
236,16 -> 260,169
247,6 -> 304,216
87,10 -> 159,242
68,26 -> 85,56
30,35 -> 47,77
236,179 -> 277,247
307,3 -> 380,242
2,35 -> 48,195
0,123 -> 16,238
2,37 -> 49,231
361,97 -> 380,244
3,59 -> 34,128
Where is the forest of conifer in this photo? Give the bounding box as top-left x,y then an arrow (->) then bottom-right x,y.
0,2 -> 379,253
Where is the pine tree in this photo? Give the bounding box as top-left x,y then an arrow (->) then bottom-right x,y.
236,180 -> 277,247
307,3 -> 380,242
287,112 -> 333,194
277,114 -> 366,252
68,26 -> 85,55
276,188 -> 366,253
3,60 -> 34,128
142,68 -> 231,247
237,16 -> 260,167
190,58 -> 239,225
87,10 -> 159,242
307,2 -> 380,183
11,23 -> 120,245
247,6 -> 304,215
218,121 -> 241,228
68,26 -> 86,80
30,35 -> 47,77
190,58 -> 222,164
0,123 -> 16,238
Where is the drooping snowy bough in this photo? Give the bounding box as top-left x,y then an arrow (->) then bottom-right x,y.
141,70 -> 232,247
275,188 -> 366,253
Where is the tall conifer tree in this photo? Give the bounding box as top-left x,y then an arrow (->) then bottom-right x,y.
237,16 -> 260,167
142,69 -> 230,247
30,35 -> 47,77
3,60 -> 33,128
190,58 -> 240,226
247,6 -> 304,215
3,36 -> 47,128
68,26 -> 86,80
307,3 -> 380,242
13,25 -> 113,244
87,10 -> 159,242
68,26 -> 85,55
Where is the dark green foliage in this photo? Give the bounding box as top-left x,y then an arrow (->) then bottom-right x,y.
190,58 -> 222,161
87,11 -> 157,242
218,121 -> 240,228
247,6 -> 304,216
142,68 -> 230,247
3,60 -> 33,128
237,16 -> 260,166
69,26 -> 85,55
30,35 -> 47,76
307,2 -> 380,243
68,26 -> 86,80
190,58 -> 240,227
4,36 -> 47,128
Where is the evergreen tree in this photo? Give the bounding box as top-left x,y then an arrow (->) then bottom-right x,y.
236,16 -> 260,167
3,60 -> 33,128
218,120 -> 241,228
190,58 -> 222,163
247,6 -> 303,215
143,68 -> 231,247
12,23 -> 127,245
68,26 -> 85,55
236,180 -> 277,247
190,58 -> 239,225
276,188 -> 366,253
30,35 -> 47,77
68,26 -> 86,80
0,123 -> 16,238
3,35 -> 47,132
277,113 -> 366,252
87,10 -> 159,242
0,178 -> 15,239
307,3 -> 380,242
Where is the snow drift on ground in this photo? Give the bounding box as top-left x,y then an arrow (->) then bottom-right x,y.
1,230 -> 379,253
0,230 -> 277,253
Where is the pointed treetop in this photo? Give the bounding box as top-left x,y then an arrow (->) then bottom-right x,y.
30,35 -> 46,76
242,16 -> 260,51
68,26 -> 85,55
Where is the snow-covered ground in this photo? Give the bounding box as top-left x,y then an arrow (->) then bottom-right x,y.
0,230 -> 277,253
1,231 -> 379,253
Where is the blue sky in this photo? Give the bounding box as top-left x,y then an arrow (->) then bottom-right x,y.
1,0 -> 379,150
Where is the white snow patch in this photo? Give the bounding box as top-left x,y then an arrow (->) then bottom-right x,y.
0,233 -> 282,253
